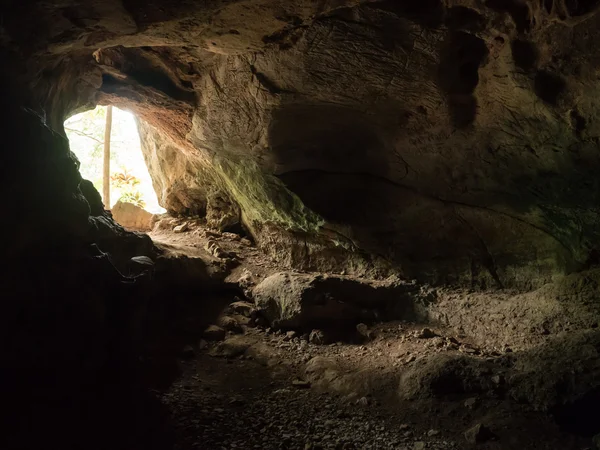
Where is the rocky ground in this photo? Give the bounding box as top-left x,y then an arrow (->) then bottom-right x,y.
164,327 -> 463,450
162,323 -> 593,450
136,216 -> 600,450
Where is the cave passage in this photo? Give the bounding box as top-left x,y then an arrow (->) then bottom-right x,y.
6,1 -> 600,450
64,105 -> 165,214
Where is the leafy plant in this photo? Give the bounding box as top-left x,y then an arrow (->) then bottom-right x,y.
112,168 -> 146,208
111,168 -> 141,188
119,191 -> 146,208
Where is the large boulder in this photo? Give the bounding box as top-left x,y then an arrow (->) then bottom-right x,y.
111,201 -> 154,231
252,272 -> 418,330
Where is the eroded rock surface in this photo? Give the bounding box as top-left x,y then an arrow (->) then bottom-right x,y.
253,272 -> 418,331
6,0 -> 600,287
112,200 -> 154,231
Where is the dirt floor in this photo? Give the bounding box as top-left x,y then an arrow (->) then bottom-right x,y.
160,324 -> 593,450
139,217 -> 599,450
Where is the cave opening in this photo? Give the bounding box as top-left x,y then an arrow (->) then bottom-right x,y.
64,105 -> 165,224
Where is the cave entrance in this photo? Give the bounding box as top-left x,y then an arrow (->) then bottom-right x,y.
64,106 -> 165,218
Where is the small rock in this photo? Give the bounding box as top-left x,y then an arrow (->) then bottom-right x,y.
231,314 -> 251,327
211,340 -> 250,358
237,268 -> 254,288
460,345 -> 479,354
228,397 -> 245,407
309,329 -> 327,345
491,374 -> 504,385
356,323 -> 372,341
399,424 -> 410,431
292,379 -> 311,389
273,388 -> 291,395
464,423 -> 494,444
229,301 -> 256,318
205,240 -> 231,259
129,255 -> 154,270
356,397 -> 369,406
413,442 -> 426,450
284,330 -> 297,341
180,345 -> 195,359
417,328 -> 437,339
464,397 -> 479,409
427,429 -> 440,437
254,316 -> 268,328
203,325 -> 226,341
218,316 -> 244,334
197,339 -> 208,350
173,222 -> 189,233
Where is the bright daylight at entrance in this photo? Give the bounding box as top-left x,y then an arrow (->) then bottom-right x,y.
65,105 -> 165,214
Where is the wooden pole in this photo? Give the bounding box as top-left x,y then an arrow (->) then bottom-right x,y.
103,105 -> 113,209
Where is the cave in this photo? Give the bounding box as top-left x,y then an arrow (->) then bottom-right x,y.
3,1 -> 600,450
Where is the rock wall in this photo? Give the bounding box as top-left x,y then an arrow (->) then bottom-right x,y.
130,2 -> 600,288
6,0 -> 600,290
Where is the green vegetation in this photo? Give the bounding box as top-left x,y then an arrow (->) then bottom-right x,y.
111,169 -> 146,208
211,156 -> 324,233
64,106 -> 164,212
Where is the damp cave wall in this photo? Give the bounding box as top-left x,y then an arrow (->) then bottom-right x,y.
4,0 -> 600,294
108,0 -> 600,289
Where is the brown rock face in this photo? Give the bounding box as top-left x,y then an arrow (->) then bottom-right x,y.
253,272 -> 417,330
6,0 -> 600,287
111,200 -> 154,231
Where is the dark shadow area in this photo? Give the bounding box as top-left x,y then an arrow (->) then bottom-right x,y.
438,32 -> 488,128
565,0 -> 600,16
511,39 -> 539,71
534,70 -> 567,105
552,388 -> 600,437
99,47 -> 196,103
0,245 -> 175,450
277,169 -> 393,225
269,104 -> 389,180
487,0 -> 533,32
445,6 -> 486,31
570,108 -> 587,136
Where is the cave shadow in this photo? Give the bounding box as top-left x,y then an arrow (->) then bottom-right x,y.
267,103 -> 396,226
437,31 -> 489,129
0,246 -> 177,450
0,228 -> 235,450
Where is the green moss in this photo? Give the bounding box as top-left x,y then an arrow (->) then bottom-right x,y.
206,156 -> 324,233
